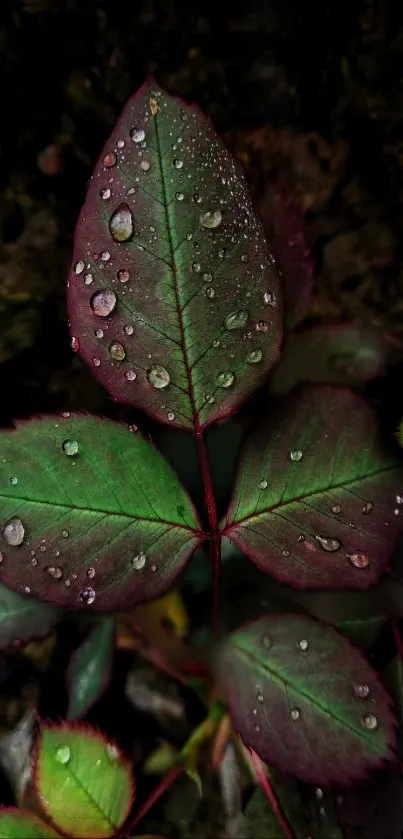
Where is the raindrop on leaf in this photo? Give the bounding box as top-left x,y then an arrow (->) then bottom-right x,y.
259,479 -> 268,489
147,364 -> 170,389
362,712 -> 378,730
225,310 -> 249,330
103,152 -> 117,168
74,260 -> 85,275
62,439 -> 79,457
56,745 -> 71,765
290,708 -> 300,720
109,204 -> 134,242
347,552 -> 370,569
289,449 -> 303,462
315,535 -> 341,553
354,683 -> 370,699
125,370 -> 137,381
200,210 -> 222,229
90,290 -> 117,317
173,159 -> 183,169
3,518 -> 25,547
79,586 -> 96,605
130,127 -> 145,143
130,552 -> 147,570
47,566 -> 63,580
109,342 -> 126,361
216,371 -> 235,388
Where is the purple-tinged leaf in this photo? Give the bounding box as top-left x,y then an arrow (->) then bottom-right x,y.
223,386 -> 403,589
270,320 -> 400,396
0,414 -> 202,611
257,185 -> 314,329
244,779 -> 308,839
67,617 -> 115,719
0,583 -> 59,649
216,614 -> 396,784
67,79 -> 283,431
337,616 -> 386,650
0,809 -> 60,838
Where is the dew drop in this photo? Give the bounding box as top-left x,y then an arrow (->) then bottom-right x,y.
130,551 -> 147,570
192,262 -> 201,273
84,273 -> 93,286
396,495 -> 403,505
216,371 -> 234,388
105,742 -> 120,761
90,290 -> 117,317
100,187 -> 111,200
194,193 -> 202,204
95,328 -> 104,339
71,337 -> 80,352
103,152 -> 117,168
257,693 -> 264,703
297,534 -> 305,542
175,192 -> 184,201
332,504 -> 341,514
225,310 -> 249,330
259,479 -> 268,490
62,439 -> 79,457
109,342 -> 126,362
348,552 -> 370,569
315,788 -> 324,800
247,349 -> 263,364
256,320 -> 269,333
205,287 -> 215,299
362,501 -> 373,514
9,477 -> 18,486
100,250 -> 110,261
167,411 -> 175,421
290,708 -> 300,720
203,272 -> 213,283
263,291 -> 277,306
79,586 -> 96,605
240,254 -> 249,263
117,269 -> 130,284
124,325 -> 134,336
92,357 -> 101,367
125,370 -> 137,381
130,127 -> 145,143
3,518 -> 25,547
109,204 -> 134,242
298,639 -> 308,651
362,712 -> 378,730
87,567 -> 96,579
315,535 -> 341,553
200,210 -> 222,229
140,160 -> 151,172
173,159 -> 183,169
354,683 -> 370,699
74,260 -> 85,275
62,530 -> 69,538
289,449 -> 303,462
56,745 -> 71,765
47,566 -> 63,580
147,364 -> 170,389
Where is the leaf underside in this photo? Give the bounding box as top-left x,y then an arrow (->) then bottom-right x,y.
224,386 -> 403,589
0,809 -> 60,838
67,617 -> 115,719
0,583 -> 59,649
67,78 -> 283,431
217,614 -> 396,784
0,415 -> 201,610
35,723 -> 134,838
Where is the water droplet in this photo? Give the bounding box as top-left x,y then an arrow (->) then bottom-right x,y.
200,210 -> 222,229
79,586 -> 96,605
87,567 -> 96,579
263,291 -> 277,306
175,191 -> 184,201
9,477 -> 18,486
3,518 -> 25,547
109,204 -> 133,242
173,159 -> 183,169
147,364 -> 170,389
362,501 -> 373,514
205,287 -> 215,299
396,495 -> 403,505
140,159 -> 151,172
216,371 -> 234,388
315,535 -> 341,553
62,439 -> 79,457
74,260 -> 85,275
62,530 -> 69,538
256,320 -> 269,333
56,745 -> 71,765
203,272 -> 213,283
193,193 -> 202,204
100,250 -> 110,261
124,325 -> 134,336
347,552 -> 370,569
105,742 -> 120,761
47,566 -> 63,580
225,310 -> 249,330
257,693 -> 264,703
117,269 -> 130,284
84,273 -> 93,286
354,683 -> 370,699
109,342 -> 126,362
90,290 -> 117,317
290,708 -> 300,720
103,152 -> 117,168
167,411 -> 175,421
247,349 -> 263,364
259,479 -> 268,490
297,534 -> 305,542
130,551 -> 147,570
71,337 -> 80,352
125,370 -> 137,381
95,328 -> 104,339
362,712 -> 378,730
332,504 -> 341,514
298,639 -> 308,651
100,187 -> 111,200
192,262 -> 201,273
92,357 -> 101,367
130,127 -> 145,143
151,564 -> 156,572
289,449 -> 303,462
315,788 -> 324,800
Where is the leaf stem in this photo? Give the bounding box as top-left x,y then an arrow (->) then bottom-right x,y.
127,765 -> 181,835
248,749 -> 296,839
195,430 -> 221,638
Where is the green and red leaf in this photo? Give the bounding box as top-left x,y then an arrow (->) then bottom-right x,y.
67,79 -> 283,431
216,614 -> 397,784
0,583 -> 59,649
223,386 -> 403,589
67,616 -> 115,719
0,809 -> 60,838
34,723 -> 134,838
0,414 -> 201,610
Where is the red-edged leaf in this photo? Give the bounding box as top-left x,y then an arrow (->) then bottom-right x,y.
216,614 -> 397,784
270,320 -> 400,396
0,809 -> 60,838
257,185 -> 314,329
223,386 -> 403,589
67,79 -> 283,431
0,414 -> 201,610
67,617 -> 115,719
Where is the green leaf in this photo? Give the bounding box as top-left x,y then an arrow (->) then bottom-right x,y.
0,414 -> 201,610
216,613 -> 397,784
34,723 -> 134,838
337,616 -> 385,649
0,809 -> 60,838
245,777 -> 308,839
67,79 -> 283,431
0,583 -> 59,649
67,617 -> 115,719
223,386 -> 403,589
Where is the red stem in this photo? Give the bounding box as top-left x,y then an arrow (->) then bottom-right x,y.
393,620 -> 403,659
195,430 -> 221,638
127,765 -> 182,835
248,749 -> 296,839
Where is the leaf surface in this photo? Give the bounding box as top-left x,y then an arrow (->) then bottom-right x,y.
67,617 -> 114,719
224,386 -> 403,588
0,414 -> 201,610
35,723 -> 134,838
244,775 -> 308,838
216,614 -> 396,784
67,79 -> 282,431
0,809 -> 60,838
0,584 -> 59,649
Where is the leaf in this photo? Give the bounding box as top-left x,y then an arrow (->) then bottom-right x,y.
244,779 -> 308,839
0,809 -> 60,838
216,614 -> 396,784
0,414 -> 201,610
308,790 -> 343,839
384,655 -> 403,726
67,617 -> 115,719
337,616 -> 386,649
67,79 -> 283,431
34,723 -> 134,838
223,386 -> 403,589
0,583 -> 59,649
257,185 -> 314,329
270,321 -> 399,396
